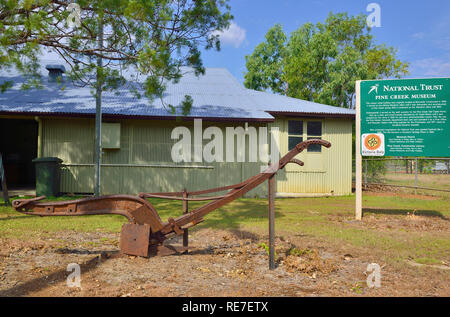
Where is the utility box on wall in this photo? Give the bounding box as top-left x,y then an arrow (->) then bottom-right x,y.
102,123 -> 121,149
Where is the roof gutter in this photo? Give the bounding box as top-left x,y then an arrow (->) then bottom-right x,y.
267,111 -> 355,119
0,111 -> 275,123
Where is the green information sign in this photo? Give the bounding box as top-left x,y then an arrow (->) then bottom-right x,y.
360,77 -> 450,157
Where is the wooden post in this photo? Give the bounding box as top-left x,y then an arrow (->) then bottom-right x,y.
268,174 -> 275,270
0,153 -> 10,206
355,81 -> 363,220
182,188 -> 188,248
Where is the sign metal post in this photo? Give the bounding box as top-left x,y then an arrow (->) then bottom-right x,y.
268,174 -> 275,270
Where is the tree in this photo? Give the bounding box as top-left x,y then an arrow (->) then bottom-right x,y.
243,23 -> 286,94
244,12 -> 409,108
0,0 -> 232,111
1,0 -> 232,195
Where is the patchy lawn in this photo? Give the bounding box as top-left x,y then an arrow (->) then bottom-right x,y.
0,192 -> 449,297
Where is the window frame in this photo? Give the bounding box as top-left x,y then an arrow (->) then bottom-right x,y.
287,120 -> 304,151
306,121 -> 323,153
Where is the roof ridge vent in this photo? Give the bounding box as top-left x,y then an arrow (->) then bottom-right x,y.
46,64 -> 66,83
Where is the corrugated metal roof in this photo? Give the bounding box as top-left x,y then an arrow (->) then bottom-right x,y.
246,89 -> 355,116
0,67 -> 355,120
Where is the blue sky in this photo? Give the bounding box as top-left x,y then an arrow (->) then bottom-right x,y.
201,0 -> 450,84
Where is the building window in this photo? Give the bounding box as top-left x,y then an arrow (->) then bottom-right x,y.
288,120 -> 303,150
307,121 -> 322,152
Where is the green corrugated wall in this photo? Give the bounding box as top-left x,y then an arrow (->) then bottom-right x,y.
40,116 -> 352,196
273,117 -> 353,196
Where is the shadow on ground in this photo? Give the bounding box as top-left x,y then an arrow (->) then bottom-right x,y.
0,252 -> 117,296
363,208 -> 448,220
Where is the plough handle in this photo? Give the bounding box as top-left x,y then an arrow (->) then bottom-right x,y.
12,196 -> 46,209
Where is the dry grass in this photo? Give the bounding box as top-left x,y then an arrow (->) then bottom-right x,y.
281,247 -> 336,275
381,172 -> 450,198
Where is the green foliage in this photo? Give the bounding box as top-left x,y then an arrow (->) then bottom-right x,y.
244,12 -> 409,108
364,157 -> 387,181
0,0 -> 233,115
167,95 -> 193,116
351,282 -> 364,294
0,80 -> 12,92
288,247 -> 313,257
244,24 -> 287,94
418,159 -> 435,173
180,95 -> 193,116
259,242 -> 276,258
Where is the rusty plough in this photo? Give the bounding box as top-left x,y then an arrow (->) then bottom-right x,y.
12,139 -> 331,257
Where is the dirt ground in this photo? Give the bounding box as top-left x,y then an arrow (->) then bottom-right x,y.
1,221 -> 449,297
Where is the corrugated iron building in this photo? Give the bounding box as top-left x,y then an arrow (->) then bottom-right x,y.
0,66 -> 354,197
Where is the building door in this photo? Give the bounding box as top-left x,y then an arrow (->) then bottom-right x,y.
0,118 -> 38,188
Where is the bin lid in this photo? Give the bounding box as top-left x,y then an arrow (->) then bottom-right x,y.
32,157 -> 63,163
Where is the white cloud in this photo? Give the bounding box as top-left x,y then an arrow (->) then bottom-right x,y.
411,57 -> 450,77
411,32 -> 425,40
433,36 -> 450,51
212,22 -> 246,48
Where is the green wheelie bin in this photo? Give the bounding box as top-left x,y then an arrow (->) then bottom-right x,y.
32,157 -> 63,197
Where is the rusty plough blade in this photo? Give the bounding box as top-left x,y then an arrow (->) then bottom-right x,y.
12,139 -> 331,257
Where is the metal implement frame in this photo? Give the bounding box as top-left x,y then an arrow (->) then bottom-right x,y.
12,139 -> 331,264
